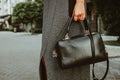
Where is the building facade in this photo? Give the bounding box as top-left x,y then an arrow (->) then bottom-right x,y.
0,0 -> 26,21
0,0 -> 97,32
0,0 -> 35,31
0,0 -> 35,16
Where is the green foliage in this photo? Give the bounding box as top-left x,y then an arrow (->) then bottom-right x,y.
27,0 -> 32,2
104,41 -> 120,46
30,27 -> 42,34
35,0 -> 43,3
12,1 -> 43,24
93,0 -> 120,35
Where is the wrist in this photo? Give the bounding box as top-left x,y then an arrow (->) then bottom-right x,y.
76,0 -> 84,4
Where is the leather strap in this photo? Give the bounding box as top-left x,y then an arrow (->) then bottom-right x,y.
92,55 -> 109,80
84,19 -> 109,80
67,16 -> 109,80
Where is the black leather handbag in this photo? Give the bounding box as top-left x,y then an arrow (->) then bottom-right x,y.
55,17 -> 109,80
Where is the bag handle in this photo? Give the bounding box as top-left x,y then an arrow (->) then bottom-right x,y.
67,16 -> 96,57
92,55 -> 109,80
67,16 -> 109,80
84,17 -> 109,80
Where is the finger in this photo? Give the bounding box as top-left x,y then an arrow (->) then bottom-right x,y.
78,15 -> 82,21
80,16 -> 84,21
78,14 -> 85,21
73,10 -> 78,21
74,16 -> 78,21
82,14 -> 85,20
74,11 -> 81,17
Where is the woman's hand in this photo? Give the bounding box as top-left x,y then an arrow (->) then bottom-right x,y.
73,0 -> 85,21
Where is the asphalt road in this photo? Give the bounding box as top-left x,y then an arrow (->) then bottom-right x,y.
0,31 -> 120,80
0,32 -> 41,80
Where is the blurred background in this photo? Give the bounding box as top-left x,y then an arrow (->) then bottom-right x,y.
0,0 -> 120,80
0,0 -> 120,36
0,0 -> 43,33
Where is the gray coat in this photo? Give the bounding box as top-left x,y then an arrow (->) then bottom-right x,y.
39,0 -> 90,80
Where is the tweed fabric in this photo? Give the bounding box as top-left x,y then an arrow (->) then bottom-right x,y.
39,0 -> 90,80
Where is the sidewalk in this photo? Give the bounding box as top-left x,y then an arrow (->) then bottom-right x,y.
102,36 -> 120,58
106,45 -> 120,58
94,36 -> 120,80
0,32 -> 119,80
